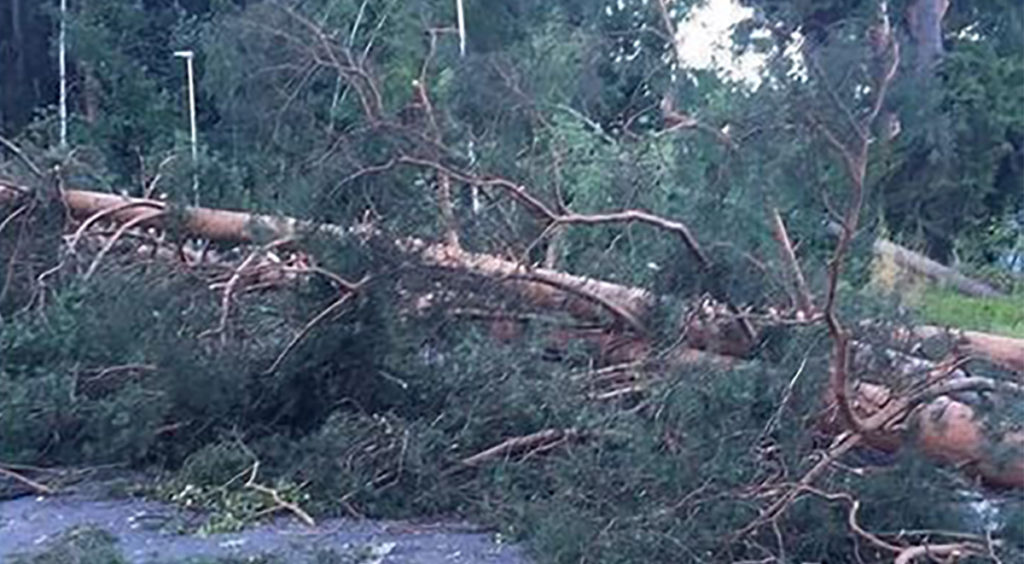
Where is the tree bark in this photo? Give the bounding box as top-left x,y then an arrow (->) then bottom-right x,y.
903,325 -> 1024,374
827,222 -> 1003,297
906,0 -> 950,74
2,182 -> 1021,489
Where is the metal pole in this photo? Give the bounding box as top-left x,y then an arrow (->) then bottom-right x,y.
455,0 -> 466,56
58,0 -> 67,149
174,50 -> 199,206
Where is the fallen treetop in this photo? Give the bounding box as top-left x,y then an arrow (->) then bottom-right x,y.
1,181 -> 1021,489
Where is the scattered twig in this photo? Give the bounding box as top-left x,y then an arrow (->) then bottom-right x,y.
0,135 -> 45,179
82,363 -> 158,383
204,239 -> 293,343
244,461 -> 316,527
760,353 -> 811,441
459,428 -> 580,467
263,275 -> 368,374
84,210 -> 167,279
0,204 -> 29,239
0,464 -> 56,495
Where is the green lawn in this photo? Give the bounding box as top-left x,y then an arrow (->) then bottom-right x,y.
917,288 -> 1024,338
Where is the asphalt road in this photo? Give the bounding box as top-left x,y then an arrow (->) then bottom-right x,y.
0,486 -> 527,563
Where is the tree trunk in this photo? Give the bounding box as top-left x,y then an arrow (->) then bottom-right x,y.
906,0 -> 950,74
1,182 -> 1021,489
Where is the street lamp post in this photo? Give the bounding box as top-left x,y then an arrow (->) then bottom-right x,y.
59,0 -> 68,149
173,50 -> 199,206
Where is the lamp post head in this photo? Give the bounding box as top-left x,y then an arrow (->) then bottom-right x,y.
173,50 -> 194,59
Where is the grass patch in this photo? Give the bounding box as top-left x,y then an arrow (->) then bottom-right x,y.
917,288 -> 1024,337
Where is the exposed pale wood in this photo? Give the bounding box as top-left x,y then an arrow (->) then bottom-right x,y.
770,208 -> 815,315
908,325 -> 1024,373
826,222 -> 1002,297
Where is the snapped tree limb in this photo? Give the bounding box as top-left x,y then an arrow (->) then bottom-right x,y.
3,181 -> 1021,488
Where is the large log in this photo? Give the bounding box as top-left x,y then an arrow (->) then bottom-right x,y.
2,183 -> 1021,488
827,222 -> 1002,298
908,325 -> 1024,374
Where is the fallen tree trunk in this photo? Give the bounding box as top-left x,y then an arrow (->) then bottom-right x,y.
875,238 -> 1003,297
826,222 -> 1003,298
853,380 -> 1024,489
2,183 -> 1021,488
906,325 -> 1024,374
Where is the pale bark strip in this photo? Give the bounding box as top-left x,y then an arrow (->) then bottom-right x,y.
436,172 -> 460,248
770,208 -> 815,315
460,428 -> 578,467
905,0 -> 950,73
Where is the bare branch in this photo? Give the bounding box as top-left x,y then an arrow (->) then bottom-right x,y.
459,428 -> 579,467
894,542 -> 987,564
264,276 -> 367,375
0,135 -> 45,179
0,464 -> 55,495
769,208 -> 815,315
818,0 -> 902,436
244,460 -> 316,527
84,210 -> 168,280
68,201 -> 166,254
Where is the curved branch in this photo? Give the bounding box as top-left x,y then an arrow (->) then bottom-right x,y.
68,200 -> 166,253
83,210 -> 167,279
264,276 -> 368,375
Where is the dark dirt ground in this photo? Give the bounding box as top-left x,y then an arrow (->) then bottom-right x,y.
0,479 -> 529,563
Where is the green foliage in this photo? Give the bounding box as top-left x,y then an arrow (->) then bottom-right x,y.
2,1 -> 1023,563
917,288 -> 1024,337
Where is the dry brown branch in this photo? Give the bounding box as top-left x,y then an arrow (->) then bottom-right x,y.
797,486 -> 992,562
286,264 -> 362,293
244,461 -> 316,527
327,159 -> 397,199
770,208 -> 815,315
413,30 -> 462,249
0,464 -> 56,495
460,428 -> 579,467
0,204 -> 29,239
736,432 -> 863,538
84,209 -> 167,279
817,1 -> 901,438
141,154 -> 177,199
508,271 -> 646,334
799,487 -> 903,553
275,4 -> 383,122
68,200 -> 166,254
264,278 -> 366,375
205,238 -> 293,343
0,134 -> 45,179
